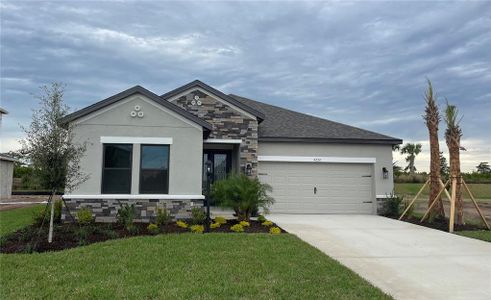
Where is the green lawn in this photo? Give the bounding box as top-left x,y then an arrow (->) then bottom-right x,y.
0,207 -> 390,299
456,230 -> 491,242
0,205 -> 43,236
394,183 -> 491,200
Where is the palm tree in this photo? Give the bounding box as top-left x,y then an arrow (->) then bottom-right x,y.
444,103 -> 463,225
423,80 -> 444,217
400,143 -> 422,175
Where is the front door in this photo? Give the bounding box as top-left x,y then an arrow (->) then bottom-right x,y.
203,150 -> 232,199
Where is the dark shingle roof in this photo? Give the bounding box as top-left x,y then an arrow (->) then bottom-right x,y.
229,94 -> 402,145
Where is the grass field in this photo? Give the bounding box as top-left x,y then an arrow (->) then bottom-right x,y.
394,183 -> 491,200
0,207 -> 390,299
0,205 -> 43,236
456,230 -> 491,242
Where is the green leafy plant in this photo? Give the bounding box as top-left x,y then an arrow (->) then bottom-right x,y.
176,220 -> 188,228
262,220 -> 273,227
212,174 -> 274,221
156,207 -> 173,227
190,225 -> 204,233
269,227 -> 281,235
230,224 -> 244,233
210,222 -> 221,229
117,203 -> 136,229
32,206 -> 50,225
54,200 -> 63,223
76,207 -> 94,226
257,215 -> 267,222
382,193 -> 404,218
75,226 -> 91,245
127,224 -> 139,235
190,207 -> 206,225
147,223 -> 159,235
103,229 -> 118,239
239,221 -> 250,227
214,216 -> 227,225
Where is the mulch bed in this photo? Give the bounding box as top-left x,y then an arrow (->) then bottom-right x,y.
393,215 -> 487,232
0,220 -> 285,254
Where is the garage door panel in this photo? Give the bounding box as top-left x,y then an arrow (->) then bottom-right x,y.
259,162 -> 374,214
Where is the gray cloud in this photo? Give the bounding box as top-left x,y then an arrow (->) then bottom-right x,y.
1,0 -> 490,171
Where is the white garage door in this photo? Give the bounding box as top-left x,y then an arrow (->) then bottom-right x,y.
258,162 -> 374,214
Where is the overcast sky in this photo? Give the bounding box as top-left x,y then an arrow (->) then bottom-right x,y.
1,1 -> 490,172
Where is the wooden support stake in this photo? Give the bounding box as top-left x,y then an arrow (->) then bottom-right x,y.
399,178 -> 430,220
462,180 -> 491,230
449,177 -> 457,233
439,178 -> 452,203
420,180 -> 450,223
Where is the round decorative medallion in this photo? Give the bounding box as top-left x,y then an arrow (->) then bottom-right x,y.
134,105 -> 141,111
194,95 -> 200,100
191,100 -> 196,105
137,111 -> 144,118
130,111 -> 137,117
197,100 -> 202,106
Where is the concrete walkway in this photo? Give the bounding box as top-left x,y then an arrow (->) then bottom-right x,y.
268,214 -> 491,300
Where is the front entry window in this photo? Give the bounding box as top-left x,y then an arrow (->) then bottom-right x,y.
140,145 -> 169,194
102,144 -> 133,194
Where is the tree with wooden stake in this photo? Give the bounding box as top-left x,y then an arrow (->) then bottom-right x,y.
423,80 -> 445,219
20,83 -> 88,243
443,102 -> 464,227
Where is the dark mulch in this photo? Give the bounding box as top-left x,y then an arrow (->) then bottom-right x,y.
391,215 -> 486,232
0,220 -> 284,254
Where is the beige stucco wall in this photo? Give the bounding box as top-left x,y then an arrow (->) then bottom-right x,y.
70,94 -> 203,195
0,159 -> 14,199
257,142 -> 394,197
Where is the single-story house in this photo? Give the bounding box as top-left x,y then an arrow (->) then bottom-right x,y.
61,80 -> 402,222
0,154 -> 17,199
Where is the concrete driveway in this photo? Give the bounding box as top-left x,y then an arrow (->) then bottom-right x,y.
268,214 -> 491,300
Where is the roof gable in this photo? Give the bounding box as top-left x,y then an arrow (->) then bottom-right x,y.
161,80 -> 265,122
229,94 -> 402,145
60,85 -> 212,132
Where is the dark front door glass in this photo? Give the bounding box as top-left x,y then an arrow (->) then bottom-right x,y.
203,150 -> 232,195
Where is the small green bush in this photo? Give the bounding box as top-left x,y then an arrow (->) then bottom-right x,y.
239,221 -> 250,227
382,193 -> 404,217
103,229 -> 118,239
76,207 -> 94,226
126,224 -> 139,235
230,224 -> 244,233
156,207 -> 173,226
190,224 -> 204,233
257,215 -> 267,222
54,200 -> 63,223
176,220 -> 188,228
191,207 -> 206,225
210,222 -> 221,229
214,216 -> 227,225
269,227 -> 281,235
32,207 -> 49,225
117,203 -> 136,229
75,226 -> 91,245
147,223 -> 159,235
262,220 -> 273,227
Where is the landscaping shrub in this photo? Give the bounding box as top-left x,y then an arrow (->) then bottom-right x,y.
53,200 -> 63,223
239,221 -> 250,227
269,227 -> 281,235
76,207 -> 94,226
212,174 -> 274,221
382,193 -> 404,217
262,220 -> 273,227
257,215 -> 267,222
156,207 -> 173,226
103,229 -> 118,239
126,224 -> 139,235
230,224 -> 244,233
190,225 -> 204,233
117,203 -> 136,229
32,206 -> 49,225
147,223 -> 159,235
214,216 -> 227,225
75,226 -> 91,245
191,207 -> 206,225
210,222 -> 221,229
176,220 -> 188,228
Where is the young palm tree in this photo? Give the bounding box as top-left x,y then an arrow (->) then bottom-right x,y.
423,80 -> 444,218
444,103 -> 463,225
400,143 -> 422,175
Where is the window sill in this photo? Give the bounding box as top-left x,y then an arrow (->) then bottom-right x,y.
62,194 -> 205,200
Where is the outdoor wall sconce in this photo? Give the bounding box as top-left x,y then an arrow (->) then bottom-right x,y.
245,163 -> 252,176
382,167 -> 389,179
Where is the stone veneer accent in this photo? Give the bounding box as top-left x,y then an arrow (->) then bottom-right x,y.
173,90 -> 259,176
61,198 -> 203,223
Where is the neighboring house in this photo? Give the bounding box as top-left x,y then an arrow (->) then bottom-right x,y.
0,154 -> 17,199
60,80 -> 402,222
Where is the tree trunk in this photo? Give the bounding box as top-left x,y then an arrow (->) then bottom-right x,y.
48,189 -> 56,243
448,139 -> 463,225
428,128 -> 445,218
